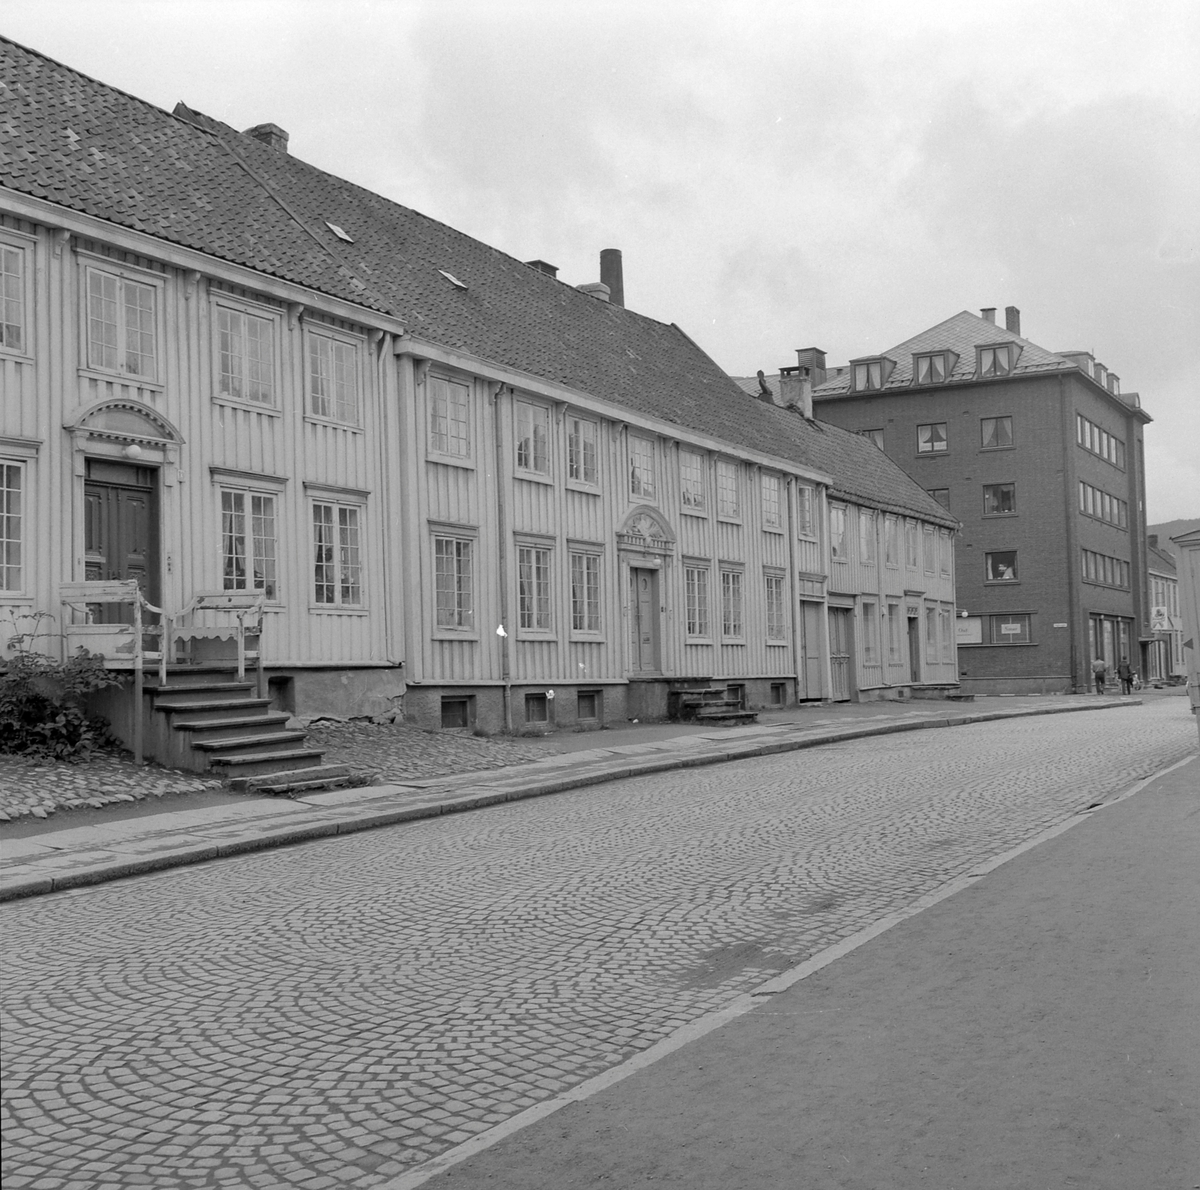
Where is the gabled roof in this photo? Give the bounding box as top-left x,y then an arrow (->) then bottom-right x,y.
811,310 -> 1077,398
0,36 -> 954,529
1147,541 -> 1177,576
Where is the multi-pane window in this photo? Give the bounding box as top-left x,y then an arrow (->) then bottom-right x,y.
885,517 -> 899,567
1078,481 -> 1128,528
1,462 -> 22,591
1082,549 -> 1130,589
429,376 -> 471,457
517,545 -> 553,631
1076,414 -> 1125,469
915,354 -> 947,384
570,551 -> 601,633
684,565 -> 709,637
1,245 -> 24,352
434,536 -> 473,629
715,460 -> 740,518
986,550 -> 1018,582
989,614 -> 1031,644
923,527 -> 936,574
905,520 -> 918,568
981,416 -> 1013,449
939,606 -> 953,661
861,601 -> 879,665
567,417 -> 598,485
917,423 -> 948,453
978,345 -> 1012,377
765,573 -> 786,640
86,267 -> 157,379
983,483 -> 1015,515
720,569 -> 743,637
939,530 -> 952,576
308,330 -> 359,424
859,509 -> 876,563
628,437 -> 656,498
796,485 -> 815,537
830,505 -> 847,560
680,451 -> 706,511
216,305 -> 275,405
886,603 -> 901,662
853,360 -> 883,390
516,400 -> 550,474
925,605 -> 938,664
312,501 -> 362,606
220,489 -> 277,599
761,474 -> 782,529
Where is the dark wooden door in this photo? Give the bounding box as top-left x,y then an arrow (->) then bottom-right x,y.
629,568 -> 660,673
84,463 -> 159,623
907,616 -> 921,683
828,607 -> 853,701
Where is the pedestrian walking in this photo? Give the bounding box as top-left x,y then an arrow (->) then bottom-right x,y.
1117,657 -> 1134,696
1091,656 -> 1108,695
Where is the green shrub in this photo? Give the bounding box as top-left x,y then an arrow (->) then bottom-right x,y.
1,613 -> 123,760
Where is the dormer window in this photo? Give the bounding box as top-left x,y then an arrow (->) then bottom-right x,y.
915,353 -> 949,384
978,345 -> 1013,378
852,359 -> 887,391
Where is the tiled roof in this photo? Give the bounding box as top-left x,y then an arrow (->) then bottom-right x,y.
810,310 -> 1078,398
0,36 -> 954,528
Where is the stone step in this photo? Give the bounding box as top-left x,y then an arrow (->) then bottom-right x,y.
172,712 -> 294,739
248,772 -> 371,798
155,698 -> 273,720
192,731 -> 310,756
207,749 -> 326,777
228,764 -> 359,793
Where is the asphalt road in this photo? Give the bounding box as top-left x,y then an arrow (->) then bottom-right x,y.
1,697 -> 1195,1189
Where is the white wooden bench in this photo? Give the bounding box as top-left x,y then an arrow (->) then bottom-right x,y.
167,591 -> 265,695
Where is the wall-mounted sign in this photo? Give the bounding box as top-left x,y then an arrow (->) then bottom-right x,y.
956,616 -> 983,645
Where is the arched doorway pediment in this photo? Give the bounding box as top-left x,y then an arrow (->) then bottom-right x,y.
617,505 -> 675,555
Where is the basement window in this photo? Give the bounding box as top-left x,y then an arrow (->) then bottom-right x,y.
441,696 -> 473,729
525,692 -> 549,723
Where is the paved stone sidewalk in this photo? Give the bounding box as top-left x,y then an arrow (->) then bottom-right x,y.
0,693 -> 1146,901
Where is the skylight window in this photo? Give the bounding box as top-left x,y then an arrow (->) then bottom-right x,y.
325,222 -> 354,243
438,269 -> 468,290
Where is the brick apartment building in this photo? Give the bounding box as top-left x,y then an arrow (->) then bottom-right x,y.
790,307 -> 1152,694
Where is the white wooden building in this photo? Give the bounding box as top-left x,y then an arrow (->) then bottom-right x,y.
0,36 -> 959,750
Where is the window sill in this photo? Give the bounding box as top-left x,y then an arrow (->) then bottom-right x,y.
308,605 -> 368,615
566,480 -> 600,495
721,638 -> 747,645
984,579 -> 1021,586
427,452 -> 476,470
214,396 -> 282,417
766,640 -> 790,647
516,633 -> 558,642
982,512 -> 1018,519
980,445 -> 1015,453
304,415 -> 363,433
569,633 -> 606,643
516,471 -> 554,486
78,367 -> 164,391
762,525 -> 785,535
717,515 -> 743,525
433,629 -> 479,641
681,508 -> 708,519
0,347 -> 35,364
957,641 -> 1038,648
685,636 -> 714,644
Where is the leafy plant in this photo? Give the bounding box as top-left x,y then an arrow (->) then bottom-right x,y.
1,611 -> 123,760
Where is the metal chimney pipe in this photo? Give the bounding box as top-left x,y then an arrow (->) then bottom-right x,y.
600,249 -> 624,308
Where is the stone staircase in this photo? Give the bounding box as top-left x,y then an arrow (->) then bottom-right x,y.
142,666 -> 364,794
675,686 -> 759,725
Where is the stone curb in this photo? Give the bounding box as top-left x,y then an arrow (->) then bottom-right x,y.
0,698 -> 1137,903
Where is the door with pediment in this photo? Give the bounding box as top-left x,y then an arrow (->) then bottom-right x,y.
629,567 -> 661,674
84,459 -> 160,623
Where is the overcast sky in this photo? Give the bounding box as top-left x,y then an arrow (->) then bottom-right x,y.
8,0 -> 1198,521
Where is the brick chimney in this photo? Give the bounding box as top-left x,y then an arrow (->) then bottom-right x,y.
600,249 -> 624,308
244,123 -> 289,153
779,366 -> 814,420
980,307 -> 996,324
1005,306 -> 1021,336
1149,534 -> 1158,549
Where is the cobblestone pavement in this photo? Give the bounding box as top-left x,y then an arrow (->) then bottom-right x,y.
0,725 -> 548,823
1,698 -> 1194,1189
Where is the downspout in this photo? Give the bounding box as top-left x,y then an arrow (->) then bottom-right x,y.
372,331 -> 398,668
786,477 -> 802,698
491,383 -> 513,733
819,485 -> 834,699
1059,375 -> 1082,691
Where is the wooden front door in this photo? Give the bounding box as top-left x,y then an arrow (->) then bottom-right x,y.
828,607 -> 853,701
908,615 -> 921,683
629,567 -> 660,673
84,461 -> 160,623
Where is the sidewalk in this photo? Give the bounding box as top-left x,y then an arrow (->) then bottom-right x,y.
0,693 -> 1146,902
400,753 -> 1200,1190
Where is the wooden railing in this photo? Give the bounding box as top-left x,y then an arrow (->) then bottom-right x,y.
166,592 -> 266,696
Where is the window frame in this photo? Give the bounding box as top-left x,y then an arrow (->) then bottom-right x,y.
795,484 -> 816,539
923,525 -> 937,575
884,516 -> 899,569
628,435 -> 657,500
916,422 -> 948,454
310,497 -> 366,610
858,508 -> 876,565
684,563 -> 711,639
0,232 -> 34,359
905,519 -> 919,569
761,473 -> 783,531
218,484 -> 281,603
980,416 -> 1013,450
720,567 -> 744,640
679,450 -> 707,515
715,459 -> 740,521
985,550 -> 1019,584
432,528 -> 477,636
569,547 -> 603,637
515,398 -> 552,479
305,323 -> 363,428
0,459 -> 25,594
211,294 -> 282,412
861,600 -> 880,666
987,613 -> 1032,645
977,344 -> 1013,378
567,415 -> 599,490
852,359 -> 884,391
829,504 -> 847,561
427,373 -> 473,463
914,353 -> 949,385
516,541 -> 555,637
764,571 -> 787,642
982,482 -> 1016,517
80,258 -> 164,385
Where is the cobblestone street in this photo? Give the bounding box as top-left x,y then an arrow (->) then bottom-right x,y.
1,698 -> 1195,1189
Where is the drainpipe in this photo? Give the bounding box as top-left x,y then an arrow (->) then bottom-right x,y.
491,383 -> 513,733
1059,375 -> 1081,691
786,477 -> 802,699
